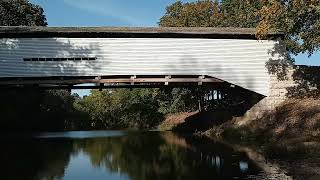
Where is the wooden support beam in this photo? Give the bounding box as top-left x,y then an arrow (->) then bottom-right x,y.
130,75 -> 136,85
0,82 -> 232,90
165,75 -> 171,85
198,87 -> 204,112
198,75 -> 205,85
0,76 -> 223,85
99,83 -> 104,91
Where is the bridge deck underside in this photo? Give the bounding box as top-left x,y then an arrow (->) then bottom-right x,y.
0,75 -> 232,89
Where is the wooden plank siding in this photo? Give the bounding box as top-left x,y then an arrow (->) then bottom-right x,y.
0,38 -> 284,96
0,27 -> 285,96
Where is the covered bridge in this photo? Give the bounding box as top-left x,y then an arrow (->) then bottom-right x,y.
0,27 -> 284,96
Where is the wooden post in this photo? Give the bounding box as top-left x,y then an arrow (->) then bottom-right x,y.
165,75 -> 171,85
198,75 -> 205,85
198,88 -> 202,112
198,87 -> 204,112
67,85 -> 72,93
99,83 -> 103,91
130,75 -> 136,85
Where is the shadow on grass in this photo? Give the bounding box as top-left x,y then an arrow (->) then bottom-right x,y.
171,87 -> 265,133
172,110 -> 237,133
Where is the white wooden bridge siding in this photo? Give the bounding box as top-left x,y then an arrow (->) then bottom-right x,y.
0,38 -> 284,96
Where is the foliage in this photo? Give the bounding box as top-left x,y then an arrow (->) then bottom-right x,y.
74,89 -> 165,129
0,0 -> 47,26
159,0 -> 223,27
73,87 -> 203,129
159,0 -> 262,28
157,88 -> 199,114
257,0 -> 320,56
220,0 -> 263,28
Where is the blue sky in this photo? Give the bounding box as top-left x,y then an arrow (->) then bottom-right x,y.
31,0 -> 194,26
30,0 -> 320,96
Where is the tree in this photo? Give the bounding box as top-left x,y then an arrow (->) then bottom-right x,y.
74,89 -> 164,129
0,0 -> 47,26
159,1 -> 224,27
159,0 -> 262,28
220,0 -> 263,28
257,0 -> 320,56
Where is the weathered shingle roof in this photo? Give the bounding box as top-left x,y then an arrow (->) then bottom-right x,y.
0,26 -> 283,39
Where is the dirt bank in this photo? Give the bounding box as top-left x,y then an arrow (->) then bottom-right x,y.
158,112 -> 198,131
158,110 -> 235,132
202,98 -> 320,180
205,98 -> 320,147
160,98 -> 320,179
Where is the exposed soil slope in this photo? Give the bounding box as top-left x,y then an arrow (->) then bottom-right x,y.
206,98 -> 320,145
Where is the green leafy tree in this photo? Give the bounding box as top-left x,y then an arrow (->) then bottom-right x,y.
157,88 -> 199,114
159,0 -> 223,27
220,0 -> 263,28
74,89 -> 164,129
159,0 -> 262,28
257,0 -> 320,56
0,0 -> 47,26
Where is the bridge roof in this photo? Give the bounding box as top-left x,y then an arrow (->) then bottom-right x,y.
0,26 -> 283,39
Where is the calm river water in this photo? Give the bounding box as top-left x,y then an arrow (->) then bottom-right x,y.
0,131 -> 267,180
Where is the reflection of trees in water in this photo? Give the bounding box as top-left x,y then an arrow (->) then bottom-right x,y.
73,132 -> 261,180
0,132 -> 262,180
75,133 -> 170,180
0,138 -> 74,180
